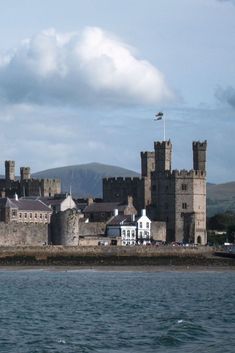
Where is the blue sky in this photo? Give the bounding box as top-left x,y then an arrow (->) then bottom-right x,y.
0,0 -> 234,183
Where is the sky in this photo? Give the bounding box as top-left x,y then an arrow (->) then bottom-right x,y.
0,0 -> 234,183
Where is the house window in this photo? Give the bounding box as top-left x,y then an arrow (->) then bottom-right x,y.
19,213 -> 22,218
182,184 -> 187,191
24,213 -> 27,218
140,231 -> 143,237
146,222 -> 149,228
127,230 -> 130,237
12,210 -> 17,217
35,213 -> 37,218
140,222 -> 142,228
122,230 -> 126,235
182,203 -> 187,209
30,213 -> 32,219
131,230 -> 135,236
45,214 -> 48,219
40,214 -> 42,219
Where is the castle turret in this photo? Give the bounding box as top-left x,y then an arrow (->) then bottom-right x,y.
5,160 -> 15,182
154,140 -> 172,172
140,151 -> 155,177
20,167 -> 31,181
193,141 -> 207,171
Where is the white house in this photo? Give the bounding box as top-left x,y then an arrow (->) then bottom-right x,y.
136,209 -> 151,245
106,210 -> 136,246
106,209 -> 151,246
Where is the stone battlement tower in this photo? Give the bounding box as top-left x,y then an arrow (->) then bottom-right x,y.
193,141 -> 207,171
153,140 -> 207,244
154,140 -> 172,172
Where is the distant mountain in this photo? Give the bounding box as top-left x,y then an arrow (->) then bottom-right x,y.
33,163 -> 140,198
32,164 -> 235,216
207,182 -> 235,216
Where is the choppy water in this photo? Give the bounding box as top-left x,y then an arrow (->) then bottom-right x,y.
0,269 -> 234,353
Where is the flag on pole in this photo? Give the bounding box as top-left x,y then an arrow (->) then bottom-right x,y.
154,112 -> 163,120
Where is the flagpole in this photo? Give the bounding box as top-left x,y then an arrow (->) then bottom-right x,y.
154,112 -> 165,140
163,113 -> 166,141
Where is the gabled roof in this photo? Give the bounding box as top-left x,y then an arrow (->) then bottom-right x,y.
107,215 -> 136,226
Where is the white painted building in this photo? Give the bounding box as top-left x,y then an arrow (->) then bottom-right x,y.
136,209 -> 151,245
106,209 -> 152,246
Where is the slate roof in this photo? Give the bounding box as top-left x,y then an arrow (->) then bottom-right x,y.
107,215 -> 136,226
83,202 -> 122,213
0,197 -> 52,212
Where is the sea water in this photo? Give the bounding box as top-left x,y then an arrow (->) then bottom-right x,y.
0,269 -> 234,353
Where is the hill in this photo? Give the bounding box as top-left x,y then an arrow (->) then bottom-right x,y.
33,163 -> 139,198
207,182 -> 235,216
33,164 -> 235,216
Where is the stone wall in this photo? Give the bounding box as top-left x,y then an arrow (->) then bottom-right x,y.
79,222 -> 106,237
151,221 -> 166,242
0,222 -> 48,246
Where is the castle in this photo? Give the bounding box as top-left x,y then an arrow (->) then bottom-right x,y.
103,140 -> 207,245
0,161 -> 61,198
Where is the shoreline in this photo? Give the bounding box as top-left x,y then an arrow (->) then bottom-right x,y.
0,265 -> 235,272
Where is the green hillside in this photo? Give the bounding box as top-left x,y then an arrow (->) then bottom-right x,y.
33,162 -> 140,198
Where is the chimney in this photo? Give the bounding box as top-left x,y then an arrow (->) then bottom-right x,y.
88,197 -> 94,205
141,209 -> 146,217
127,196 -> 133,206
113,209 -> 118,217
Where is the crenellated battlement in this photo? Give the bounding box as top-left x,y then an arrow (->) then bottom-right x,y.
158,169 -> 206,179
103,176 -> 142,183
154,140 -> 172,149
193,140 -> 207,150
140,151 -> 155,157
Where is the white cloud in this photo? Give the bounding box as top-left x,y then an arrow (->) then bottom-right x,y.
0,27 -> 174,107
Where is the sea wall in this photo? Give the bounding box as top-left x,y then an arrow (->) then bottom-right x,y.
0,223 -> 48,246
0,246 -> 234,267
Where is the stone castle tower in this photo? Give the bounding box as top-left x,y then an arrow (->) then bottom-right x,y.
153,140 -> 207,244
103,140 -> 207,245
0,161 -> 61,198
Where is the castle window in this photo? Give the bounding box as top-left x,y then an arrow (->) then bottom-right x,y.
182,184 -> 187,191
182,203 -> 187,209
